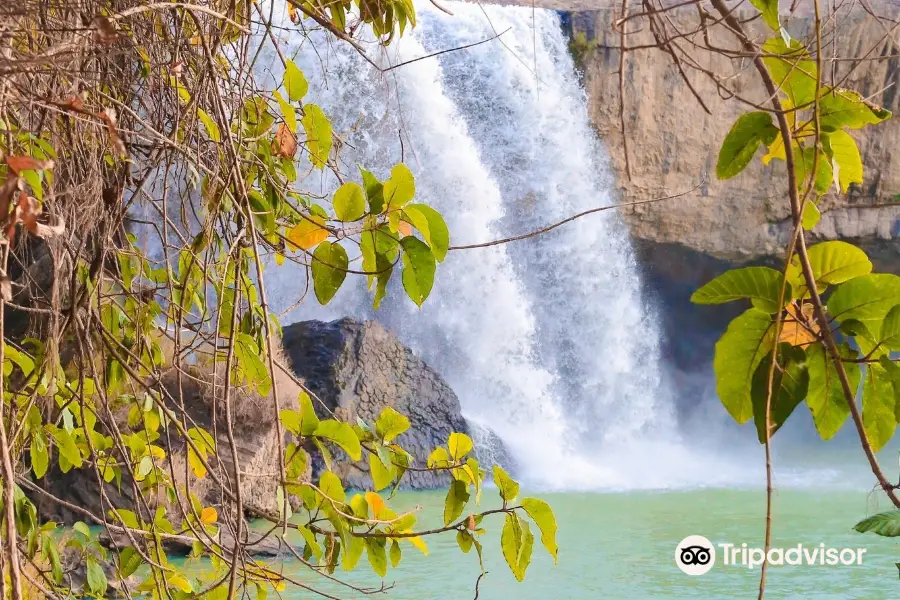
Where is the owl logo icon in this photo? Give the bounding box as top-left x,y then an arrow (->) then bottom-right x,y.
675,535 -> 716,575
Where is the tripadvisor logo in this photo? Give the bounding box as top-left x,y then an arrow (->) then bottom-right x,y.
675,536 -> 868,575
675,535 -> 716,576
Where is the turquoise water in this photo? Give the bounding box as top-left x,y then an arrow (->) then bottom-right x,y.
183,487 -> 900,599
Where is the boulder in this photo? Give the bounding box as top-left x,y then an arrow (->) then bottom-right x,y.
281,318 -> 469,490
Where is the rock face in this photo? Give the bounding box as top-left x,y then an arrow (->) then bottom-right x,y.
281,318 -> 469,490
565,4 -> 900,264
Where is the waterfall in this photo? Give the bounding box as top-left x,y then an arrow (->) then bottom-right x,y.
262,2 -> 717,489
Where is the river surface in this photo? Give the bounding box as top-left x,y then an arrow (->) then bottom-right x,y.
177,485 -> 899,599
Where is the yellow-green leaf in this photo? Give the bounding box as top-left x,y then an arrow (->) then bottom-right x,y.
500,513 -> 533,582
383,163 -> 415,209
374,407 -> 409,442
284,59 -> 309,102
447,432 -> 473,460
401,204 -> 450,262
368,452 -> 394,491
302,104 -> 332,169
826,129 -> 863,193
750,0 -> 779,30
691,266 -> 788,313
443,479 -> 470,526
333,182 -> 366,222
521,497 -> 558,564
315,419 -> 361,461
197,108 -> 221,142
492,464 -> 519,503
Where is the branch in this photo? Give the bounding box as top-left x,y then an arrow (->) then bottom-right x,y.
448,181 -> 704,250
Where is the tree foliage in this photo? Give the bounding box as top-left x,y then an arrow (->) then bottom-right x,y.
0,1 -> 556,598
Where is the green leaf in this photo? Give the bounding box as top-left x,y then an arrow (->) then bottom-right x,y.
296,525 -> 323,561
30,431 -> 48,479
427,447 -> 450,468
795,147 -> 833,195
443,479 -> 470,526
284,444 -> 308,483
319,471 -> 346,505
368,452 -> 394,492
880,357 -> 900,424
342,535 -> 365,571
284,59 -> 309,102
716,112 -> 777,179
750,0 -> 780,30
806,344 -> 858,440
197,108 -> 221,142
825,129 -> 863,193
311,241 -> 348,305
302,104 -> 332,169
448,432 -> 473,461
492,465 -> 520,503
86,557 -> 108,596
48,426 -> 82,469
457,530 -> 474,554
691,266 -> 788,313
283,391 -> 321,436
315,420 -> 361,461
365,538 -> 388,577
117,547 -> 142,578
273,89 -> 297,134
333,182 -> 366,222
389,540 -> 402,568
374,407 -> 409,442
383,163 -> 415,208
802,201 -> 821,231
828,274 -> 900,330
803,241 -> 872,287
500,513 -> 534,582
400,237 -> 436,307
714,309 -> 776,423
879,305 -> 900,351
751,344 -> 809,443
863,363 -> 897,452
820,88 -> 891,132
360,168 -> 385,214
854,511 -> 900,537
401,204 -> 450,262
521,498 -> 558,564
762,37 -> 817,107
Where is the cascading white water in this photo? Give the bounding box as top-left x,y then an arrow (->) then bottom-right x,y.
263,1 -> 750,489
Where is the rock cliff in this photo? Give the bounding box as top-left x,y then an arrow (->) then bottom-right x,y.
564,3 -> 900,265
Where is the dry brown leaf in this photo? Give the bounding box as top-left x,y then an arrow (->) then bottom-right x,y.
99,109 -> 126,157
7,156 -> 53,174
61,95 -> 85,112
274,123 -> 298,158
91,16 -> 120,45
779,301 -> 818,346
397,221 -> 412,237
0,276 -> 11,302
